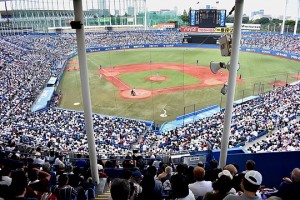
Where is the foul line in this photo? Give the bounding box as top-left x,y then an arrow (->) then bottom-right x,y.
86,56 -> 131,90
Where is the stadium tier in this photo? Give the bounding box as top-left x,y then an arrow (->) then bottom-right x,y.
0,30 -> 299,199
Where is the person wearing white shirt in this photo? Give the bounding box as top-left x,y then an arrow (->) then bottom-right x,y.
188,167 -> 213,199
0,166 -> 12,186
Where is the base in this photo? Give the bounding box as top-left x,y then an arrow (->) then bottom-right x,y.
160,114 -> 167,118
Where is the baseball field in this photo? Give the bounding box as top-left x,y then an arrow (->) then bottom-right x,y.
57,48 -> 300,123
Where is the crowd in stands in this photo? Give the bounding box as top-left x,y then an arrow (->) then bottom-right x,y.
248,118 -> 300,153
152,84 -> 299,154
2,143 -> 300,200
240,33 -> 300,55
107,158 -> 300,200
85,31 -> 184,48
0,31 -> 299,157
0,30 -> 299,199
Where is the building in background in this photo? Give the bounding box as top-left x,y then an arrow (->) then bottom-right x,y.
0,0 -> 184,33
251,9 -> 264,20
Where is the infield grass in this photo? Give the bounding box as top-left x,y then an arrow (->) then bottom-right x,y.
119,69 -> 200,90
58,48 -> 300,122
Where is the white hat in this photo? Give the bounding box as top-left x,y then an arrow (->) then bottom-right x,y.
244,170 -> 262,185
35,152 -> 41,156
97,164 -> 103,170
218,170 -> 233,180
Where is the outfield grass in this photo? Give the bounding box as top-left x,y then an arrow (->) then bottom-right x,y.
119,69 -> 200,90
58,48 -> 300,123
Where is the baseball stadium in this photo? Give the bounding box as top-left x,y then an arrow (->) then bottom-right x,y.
0,0 -> 299,199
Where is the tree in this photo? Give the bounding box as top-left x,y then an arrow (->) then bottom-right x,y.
285,20 -> 295,26
259,17 -> 270,24
252,19 -> 260,24
242,16 -> 249,24
226,16 -> 234,23
272,18 -> 282,24
180,9 -> 189,25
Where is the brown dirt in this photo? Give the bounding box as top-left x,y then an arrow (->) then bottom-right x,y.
147,76 -> 168,82
98,63 -> 243,99
291,74 -> 300,79
267,80 -> 287,87
120,89 -> 152,99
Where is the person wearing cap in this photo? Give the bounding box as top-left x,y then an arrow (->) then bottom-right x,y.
204,170 -> 234,200
224,164 -> 240,193
98,164 -> 107,178
223,170 -> 263,200
129,170 -> 143,200
235,160 -> 256,192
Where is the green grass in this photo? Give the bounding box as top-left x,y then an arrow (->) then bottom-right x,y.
58,48 -> 300,122
118,69 -> 200,90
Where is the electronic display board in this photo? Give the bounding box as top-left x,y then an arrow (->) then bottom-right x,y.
190,9 -> 226,28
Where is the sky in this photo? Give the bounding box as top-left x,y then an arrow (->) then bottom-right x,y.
147,0 -> 300,19
0,0 -> 299,20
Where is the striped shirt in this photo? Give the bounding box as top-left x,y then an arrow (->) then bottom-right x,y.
51,185 -> 78,200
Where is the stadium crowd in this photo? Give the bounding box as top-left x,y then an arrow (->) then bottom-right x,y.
1,146 -> 299,200
240,33 -> 300,55
0,31 -> 300,157
151,84 -> 299,154
0,30 -> 300,199
85,31 -> 184,48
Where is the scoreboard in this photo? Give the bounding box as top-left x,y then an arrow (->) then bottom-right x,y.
190,9 -> 226,28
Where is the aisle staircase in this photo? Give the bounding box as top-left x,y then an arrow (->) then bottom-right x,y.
95,190 -> 110,200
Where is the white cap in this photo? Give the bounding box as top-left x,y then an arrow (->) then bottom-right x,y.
244,170 -> 262,185
218,170 -> 233,180
97,164 -> 103,170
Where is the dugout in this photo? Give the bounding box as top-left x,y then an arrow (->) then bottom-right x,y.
182,32 -> 223,45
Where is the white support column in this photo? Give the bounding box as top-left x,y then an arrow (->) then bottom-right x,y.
219,0 -> 244,168
72,0 -> 99,185
281,0 -> 288,34
134,0 -> 137,25
294,0 -> 300,35
144,0 -> 147,30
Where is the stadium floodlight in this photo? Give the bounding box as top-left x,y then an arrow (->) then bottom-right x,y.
70,21 -> 82,29
220,82 -> 228,95
210,61 -> 240,74
219,34 -> 232,56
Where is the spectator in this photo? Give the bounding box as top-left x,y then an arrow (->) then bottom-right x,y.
146,166 -> 163,199
26,167 -> 51,199
171,173 -> 195,200
204,171 -> 234,200
235,160 -> 256,192
188,167 -> 213,199
110,178 -> 131,200
139,174 -> 156,200
271,168 -> 300,200
223,170 -> 262,200
42,162 -> 57,188
160,166 -> 173,184
205,160 -> 222,182
51,174 -> 78,200
0,166 -> 12,186
129,170 -> 143,200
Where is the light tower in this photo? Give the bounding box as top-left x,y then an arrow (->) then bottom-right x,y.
294,0 -> 300,35
281,0 -> 288,34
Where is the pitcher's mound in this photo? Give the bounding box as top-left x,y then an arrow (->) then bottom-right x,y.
147,76 -> 167,82
120,89 -> 152,99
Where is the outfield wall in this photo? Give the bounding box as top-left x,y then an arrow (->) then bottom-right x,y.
86,43 -> 300,61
